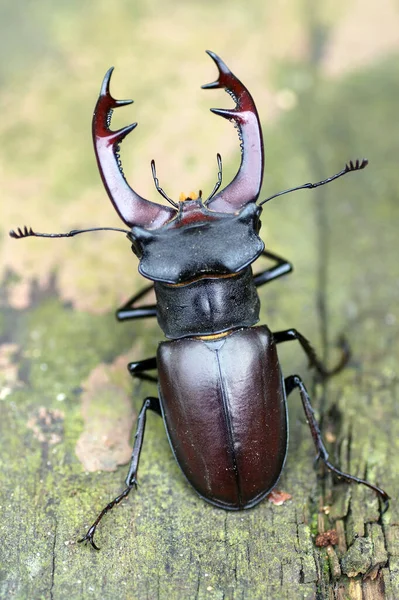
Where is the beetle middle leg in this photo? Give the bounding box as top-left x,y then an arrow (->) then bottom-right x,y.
128,356 -> 158,384
274,328 -> 350,378
78,395 -> 161,550
284,375 -> 389,510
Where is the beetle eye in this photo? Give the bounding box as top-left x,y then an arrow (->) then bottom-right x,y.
129,237 -> 143,258
252,214 -> 262,234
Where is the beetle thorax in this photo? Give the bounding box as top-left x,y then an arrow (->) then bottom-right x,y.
154,267 -> 261,339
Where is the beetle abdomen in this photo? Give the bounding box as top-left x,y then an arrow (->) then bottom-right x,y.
157,326 -> 288,509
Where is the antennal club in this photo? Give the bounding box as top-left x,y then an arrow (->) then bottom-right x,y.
259,158 -> 369,206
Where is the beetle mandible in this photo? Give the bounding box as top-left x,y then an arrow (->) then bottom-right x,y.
10,51 -> 389,550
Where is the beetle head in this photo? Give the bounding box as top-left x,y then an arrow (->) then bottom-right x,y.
127,200 -> 263,284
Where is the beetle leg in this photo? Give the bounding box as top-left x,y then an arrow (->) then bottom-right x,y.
274,329 -> 349,378
284,375 -> 390,511
253,250 -> 293,287
116,283 -> 157,321
78,396 -> 161,550
128,356 -> 158,384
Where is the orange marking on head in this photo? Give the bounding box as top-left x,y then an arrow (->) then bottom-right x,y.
179,191 -> 199,202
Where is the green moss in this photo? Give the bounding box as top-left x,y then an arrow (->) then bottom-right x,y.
309,512 -> 318,537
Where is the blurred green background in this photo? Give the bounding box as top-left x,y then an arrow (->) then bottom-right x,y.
1,1 -> 399,599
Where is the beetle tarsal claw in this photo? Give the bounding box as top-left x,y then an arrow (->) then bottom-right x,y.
78,527 -> 100,551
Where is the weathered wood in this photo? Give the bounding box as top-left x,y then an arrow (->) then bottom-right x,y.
1,5 -> 399,598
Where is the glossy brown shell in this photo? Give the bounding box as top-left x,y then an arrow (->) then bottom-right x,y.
157,326 -> 288,509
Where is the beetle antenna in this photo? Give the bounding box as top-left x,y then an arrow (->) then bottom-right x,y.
205,154 -> 223,205
9,225 -> 131,240
259,158 -> 368,206
150,160 -> 179,208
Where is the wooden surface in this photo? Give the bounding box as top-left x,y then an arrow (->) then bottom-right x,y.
1,2 -> 399,598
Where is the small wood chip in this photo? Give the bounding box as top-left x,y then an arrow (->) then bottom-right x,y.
267,489 -> 292,505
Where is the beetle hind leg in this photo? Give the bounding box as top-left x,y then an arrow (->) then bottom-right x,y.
284,375 -> 390,511
78,396 -> 161,550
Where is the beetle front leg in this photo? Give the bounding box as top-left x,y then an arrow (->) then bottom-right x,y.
274,328 -> 350,378
253,250 -> 293,288
284,375 -> 390,510
116,283 -> 157,322
78,395 -> 161,550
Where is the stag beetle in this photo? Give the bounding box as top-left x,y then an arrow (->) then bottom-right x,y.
11,51 -> 389,549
